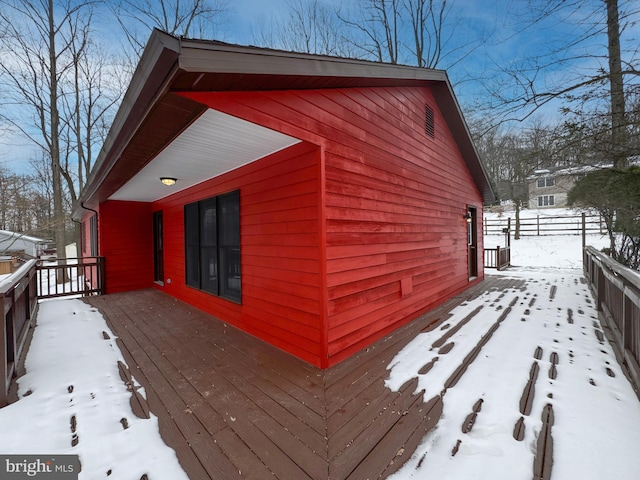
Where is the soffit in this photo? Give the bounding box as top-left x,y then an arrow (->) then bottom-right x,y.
107,108 -> 301,202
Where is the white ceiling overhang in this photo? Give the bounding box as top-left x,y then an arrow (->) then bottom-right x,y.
108,108 -> 302,202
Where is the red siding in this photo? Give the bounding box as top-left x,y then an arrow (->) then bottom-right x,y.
99,201 -> 153,293
182,86 -> 484,366
321,88 -> 483,363
152,142 -> 324,366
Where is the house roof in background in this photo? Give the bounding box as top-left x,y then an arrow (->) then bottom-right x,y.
0,230 -> 50,244
528,164 -> 613,180
73,29 -> 495,219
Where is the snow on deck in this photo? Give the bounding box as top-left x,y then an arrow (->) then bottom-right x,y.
0,299 -> 188,479
387,268 -> 640,480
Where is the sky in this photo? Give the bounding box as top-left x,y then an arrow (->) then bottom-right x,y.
1,208 -> 639,479
221,0 -> 622,108
1,0 -> 638,172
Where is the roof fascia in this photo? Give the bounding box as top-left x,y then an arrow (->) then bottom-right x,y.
430,81 -> 496,204
73,29 -> 181,218
177,38 -> 449,83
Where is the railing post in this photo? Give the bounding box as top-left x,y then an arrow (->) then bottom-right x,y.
496,246 -> 501,271
0,293 -> 7,407
99,257 -> 105,295
622,289 -> 629,354
597,265 -> 605,312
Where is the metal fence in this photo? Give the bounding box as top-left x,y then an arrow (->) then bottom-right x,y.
584,246 -> 640,393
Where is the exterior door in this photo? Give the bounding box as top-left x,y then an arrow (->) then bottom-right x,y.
153,211 -> 164,284
467,206 -> 478,278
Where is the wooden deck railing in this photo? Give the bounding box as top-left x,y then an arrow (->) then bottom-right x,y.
485,246 -> 511,270
1,256 -> 105,405
0,260 -> 38,407
584,246 -> 640,393
36,257 -> 105,300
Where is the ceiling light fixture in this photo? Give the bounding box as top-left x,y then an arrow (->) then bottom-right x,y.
160,177 -> 177,186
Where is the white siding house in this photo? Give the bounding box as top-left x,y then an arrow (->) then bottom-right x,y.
0,230 -> 51,258
527,165 -> 611,208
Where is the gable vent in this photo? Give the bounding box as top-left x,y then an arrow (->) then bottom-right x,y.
425,105 -> 435,138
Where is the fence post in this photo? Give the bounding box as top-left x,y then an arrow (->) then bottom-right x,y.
496,246 -> 501,271
0,294 -> 6,407
582,213 -> 586,251
597,266 -> 605,312
537,215 -> 540,236
622,290 -> 628,354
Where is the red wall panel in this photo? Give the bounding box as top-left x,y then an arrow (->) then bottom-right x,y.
99,201 -> 153,293
151,141 -> 325,366
183,86 -> 485,367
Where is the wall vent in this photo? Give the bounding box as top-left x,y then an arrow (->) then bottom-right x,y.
425,105 -> 435,138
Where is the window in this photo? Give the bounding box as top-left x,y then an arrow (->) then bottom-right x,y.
185,190 -> 241,303
537,177 -> 554,188
537,195 -> 555,207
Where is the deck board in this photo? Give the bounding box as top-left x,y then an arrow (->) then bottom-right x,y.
85,276 -> 523,479
98,302 -> 240,479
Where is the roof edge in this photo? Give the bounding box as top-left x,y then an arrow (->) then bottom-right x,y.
73,30 -> 182,218
431,80 -> 496,204
177,37 -> 449,82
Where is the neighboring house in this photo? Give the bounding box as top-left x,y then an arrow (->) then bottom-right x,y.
527,165 -> 609,208
0,230 -> 51,259
72,30 -> 495,368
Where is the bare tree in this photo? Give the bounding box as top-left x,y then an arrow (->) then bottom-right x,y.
30,153 -> 55,239
471,117 -> 567,238
339,0 -> 402,63
255,0 -> 350,57
404,0 -> 448,68
0,0 -> 127,263
113,0 -> 230,56
606,0 -> 627,167
484,0 -> 639,168
0,164 -> 52,239
0,0 -> 90,269
63,35 -> 124,197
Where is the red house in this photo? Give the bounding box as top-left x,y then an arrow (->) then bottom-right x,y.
73,30 -> 495,369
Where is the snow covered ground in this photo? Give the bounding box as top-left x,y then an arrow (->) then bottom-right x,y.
388,230 -> 640,480
0,211 -> 638,479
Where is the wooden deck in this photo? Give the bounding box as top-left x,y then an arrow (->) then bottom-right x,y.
85,276 -> 525,479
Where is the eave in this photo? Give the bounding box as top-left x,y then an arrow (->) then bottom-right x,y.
73,30 -> 495,220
